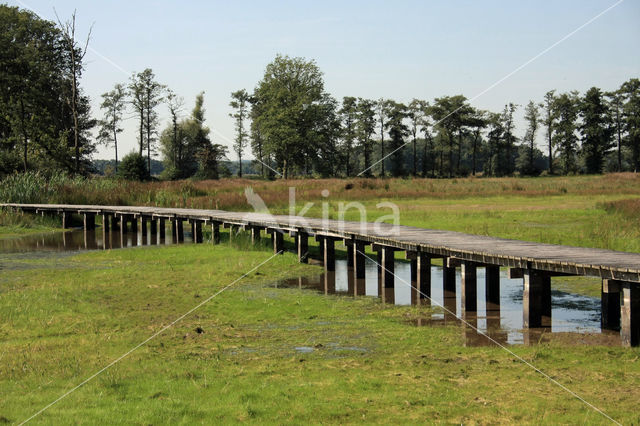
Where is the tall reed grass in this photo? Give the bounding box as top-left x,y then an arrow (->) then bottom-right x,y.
1,172 -> 640,212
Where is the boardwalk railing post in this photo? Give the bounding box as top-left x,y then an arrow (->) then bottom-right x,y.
621,283 -> 639,347
523,269 -> 551,329
461,261 -> 478,315
601,279 -> 621,331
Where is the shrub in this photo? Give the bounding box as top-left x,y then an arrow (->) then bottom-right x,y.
118,153 -> 149,181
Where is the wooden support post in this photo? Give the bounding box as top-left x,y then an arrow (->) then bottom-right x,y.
346,241 -> 354,268
131,216 -> 138,234
272,230 -> 284,254
119,216 -> 127,247
409,252 -> 431,304
353,241 -> 366,279
461,261 -> 478,314
120,215 -> 128,233
443,260 -> 457,319
381,247 -> 395,289
194,221 -> 203,243
177,219 -> 184,242
101,214 -> 110,233
83,213 -> 95,230
297,231 -> 309,263
171,218 -> 178,242
601,279 -> 621,331
62,212 -> 71,229
379,247 -> 395,303
523,269 -> 551,329
485,265 -> 501,328
251,227 -> 261,245
376,249 -> 383,293
150,217 -> 157,236
323,237 -> 335,271
443,261 -> 456,293
141,217 -> 148,236
212,221 -> 220,244
190,220 -> 196,241
158,218 -> 166,240
111,215 -> 120,231
316,235 -> 325,263
621,283 -> 639,347
418,253 -> 431,302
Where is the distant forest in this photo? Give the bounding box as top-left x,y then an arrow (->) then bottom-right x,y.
92,159 -> 257,178
1,5 -> 639,181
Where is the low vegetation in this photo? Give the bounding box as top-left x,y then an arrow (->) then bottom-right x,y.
0,243 -> 638,424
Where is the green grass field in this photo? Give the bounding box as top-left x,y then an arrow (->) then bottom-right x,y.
1,175 -> 640,423
1,243 -> 639,424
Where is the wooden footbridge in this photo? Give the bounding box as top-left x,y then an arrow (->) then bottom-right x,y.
3,203 -> 639,346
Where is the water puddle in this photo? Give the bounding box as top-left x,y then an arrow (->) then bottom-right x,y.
0,230 -> 620,347
274,258 -> 620,347
0,228 -> 194,254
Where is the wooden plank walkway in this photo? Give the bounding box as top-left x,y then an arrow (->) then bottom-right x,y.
3,203 -> 640,283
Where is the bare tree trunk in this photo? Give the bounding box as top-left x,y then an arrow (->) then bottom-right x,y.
113,126 -> 118,172
616,109 -> 622,172
19,98 -> 28,172
380,124 -> 385,177
412,131 -> 417,177
472,130 -> 479,176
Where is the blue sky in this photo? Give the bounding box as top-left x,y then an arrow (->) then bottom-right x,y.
9,0 -> 640,161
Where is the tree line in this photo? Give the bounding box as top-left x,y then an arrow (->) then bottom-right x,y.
1,6 -> 638,180
235,55 -> 640,179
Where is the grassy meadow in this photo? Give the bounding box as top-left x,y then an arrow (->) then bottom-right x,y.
0,242 -> 639,424
1,174 -> 640,423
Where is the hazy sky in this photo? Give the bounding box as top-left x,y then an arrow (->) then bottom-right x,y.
9,0 -> 640,162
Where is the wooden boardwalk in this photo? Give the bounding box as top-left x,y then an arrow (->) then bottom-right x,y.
4,203 -> 640,283
3,202 -> 640,346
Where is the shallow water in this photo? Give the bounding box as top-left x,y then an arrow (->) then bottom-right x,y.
275,258 -> 621,347
0,229 -> 621,347
0,228 -> 193,253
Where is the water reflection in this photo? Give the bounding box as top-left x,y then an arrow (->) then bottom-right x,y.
275,257 -> 619,347
0,227 -> 194,253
